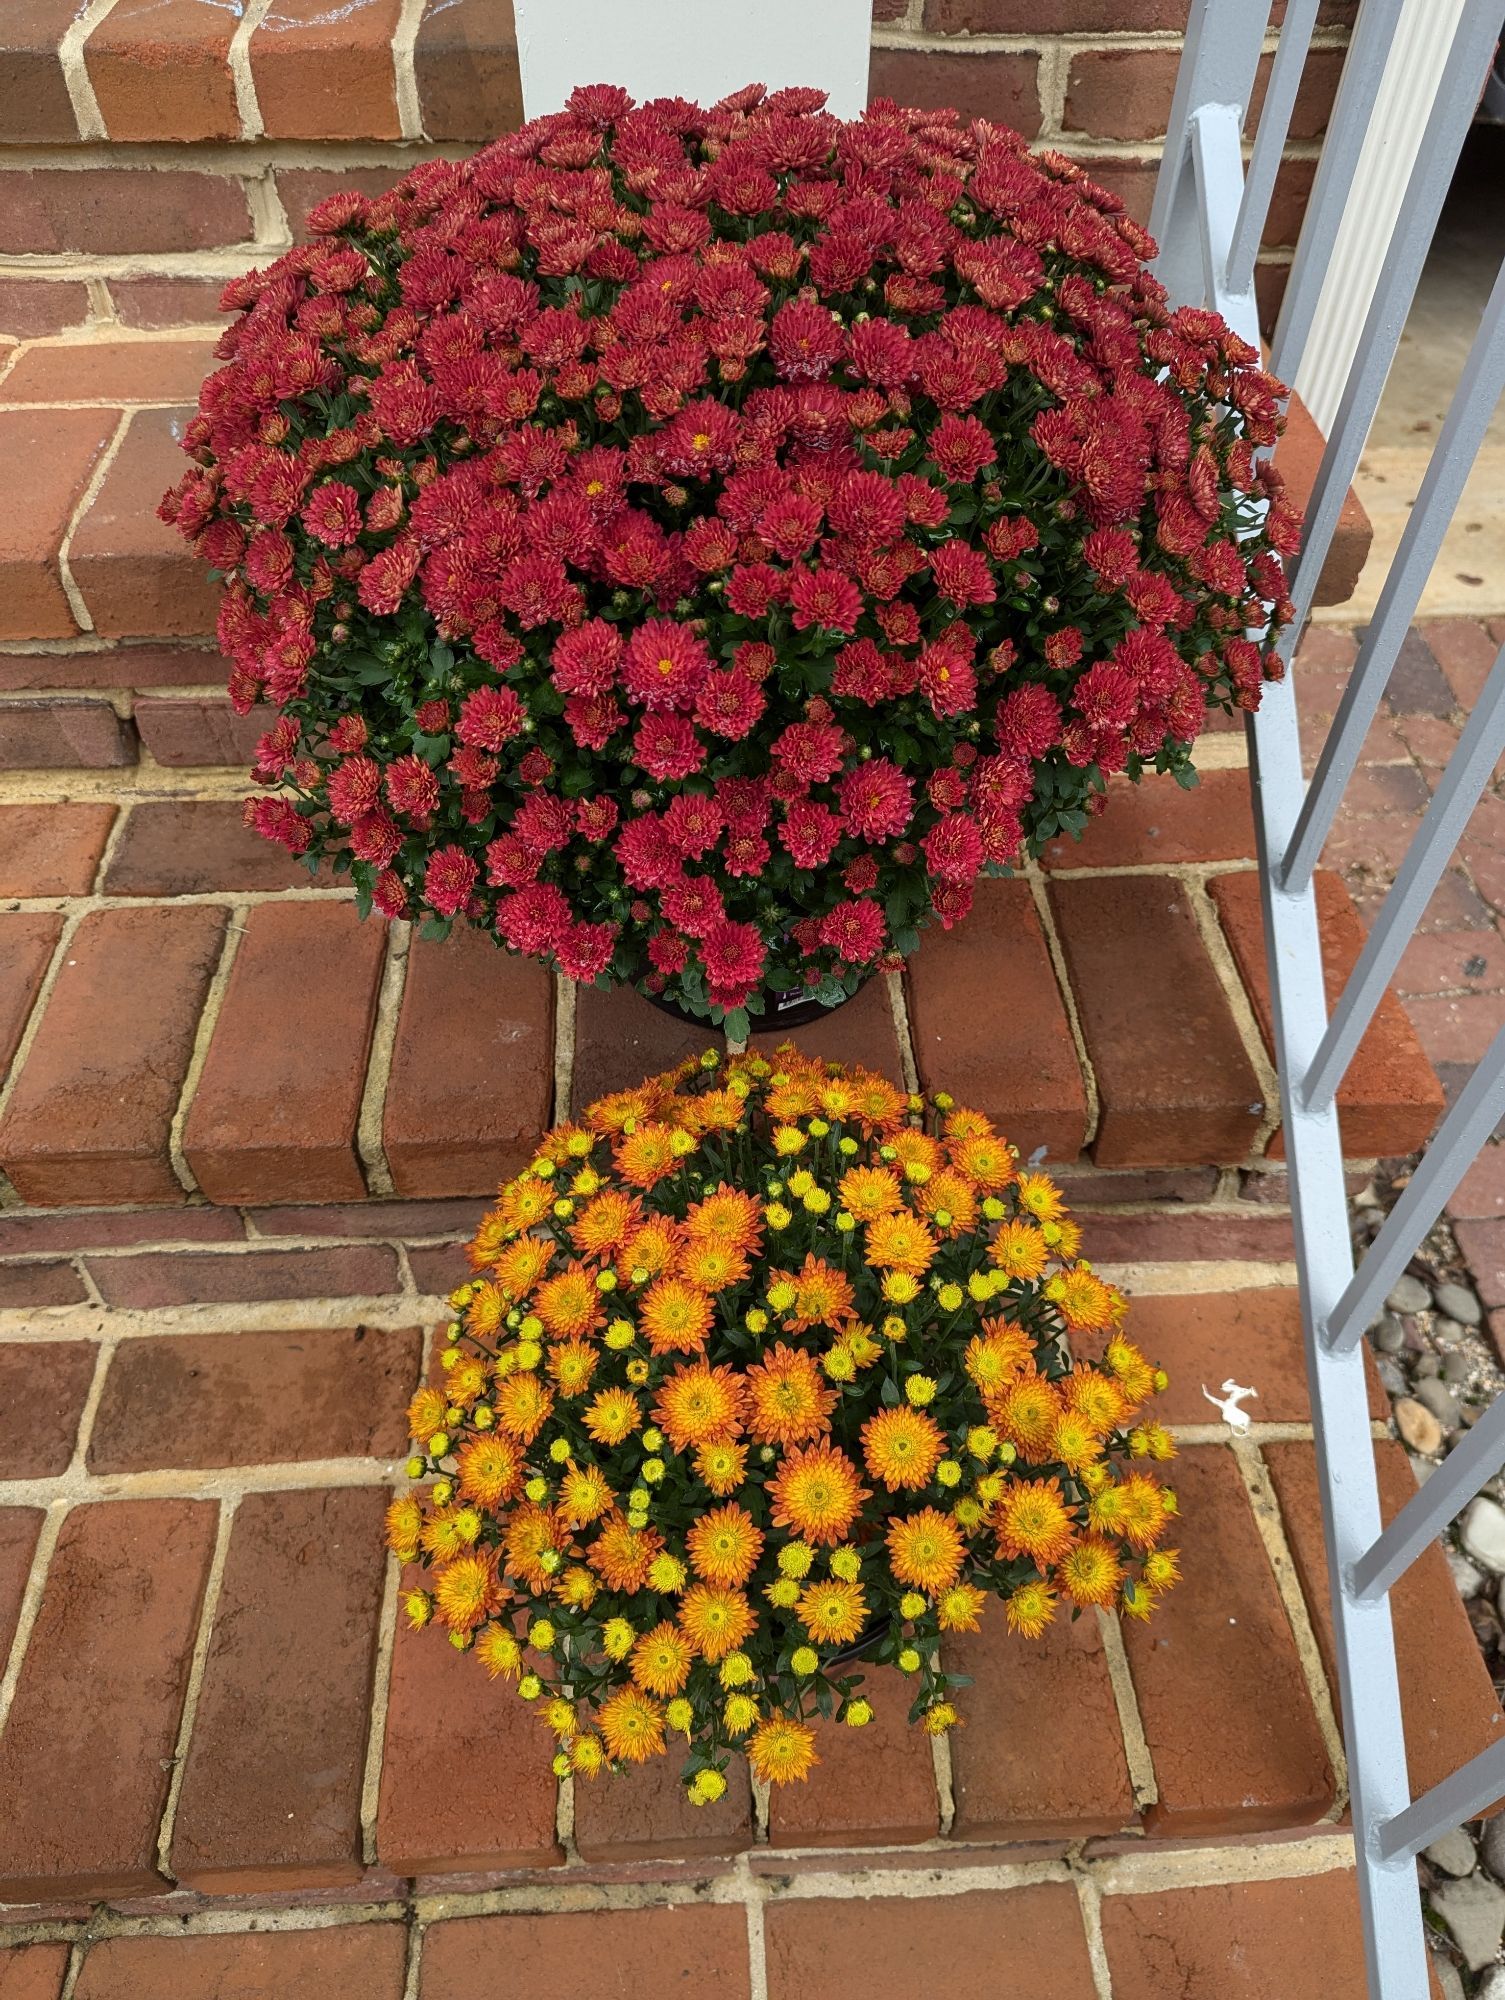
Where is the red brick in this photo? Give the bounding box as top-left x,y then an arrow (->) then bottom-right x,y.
0,905 -> 225,1206
570,985 -> 716,1114
1264,1438 -> 1505,1801
0,279 -> 90,338
1103,1870 -> 1378,1999
85,0 -> 239,141
1212,869 -> 1444,1158
86,1241 -> 401,1308
104,798 -> 312,894
926,0 -> 1186,22
765,1886 -> 1096,2000
414,0 -> 523,140
1277,392 -> 1373,608
132,693 -> 263,766
767,1664 -> 938,1847
377,1573 -> 562,1874
0,168 -> 253,256
1122,1446 -> 1335,1833
0,1205 -> 241,1254
0,912 -> 60,1072
1070,1207 -> 1294,1263
72,1927 -> 408,2000
108,276 -> 230,330
946,1609 -> 1135,1841
0,1943 -> 68,2000
0,408 -> 118,641
1453,1221 -> 1505,1308
1042,772 -> 1255,869
0,697 -> 135,769
1064,48 -> 1179,142
251,1195 -> 483,1238
69,406 -> 218,638
1397,925 -> 1505,1000
0,642 -> 224,692
1068,153 -> 1158,227
1450,1140 -> 1505,1221
184,901 -> 385,1204
1404,992 -> 1500,1067
1049,875 -> 1264,1166
753,971 -> 907,1083
0,1508 -> 43,1662
1052,1163 -> 1220,1205
0,803 -> 114,896
0,1498 -> 217,1901
88,1324 -> 419,1473
1419,617 -> 1498,709
0,0 -> 81,141
250,0 -> 403,139
384,927 -> 553,1199
422,1906 -> 751,1999
275,166 -> 408,239
171,1486 -> 387,1892
0,1339 -> 94,1475
868,47 -> 1042,133
1125,1288 -> 1387,1425
0,336 -> 217,406
407,1242 -> 467,1296
906,878 -> 1087,1159
0,1258 -> 87,1307
571,1748 -> 755,1862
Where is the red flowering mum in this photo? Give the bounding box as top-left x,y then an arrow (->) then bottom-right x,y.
165,83 -> 1293,1028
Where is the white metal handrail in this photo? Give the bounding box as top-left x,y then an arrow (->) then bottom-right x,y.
1153,4 -> 1505,1992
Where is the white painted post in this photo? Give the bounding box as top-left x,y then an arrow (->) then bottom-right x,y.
512,0 -> 873,122
1291,0 -> 1470,432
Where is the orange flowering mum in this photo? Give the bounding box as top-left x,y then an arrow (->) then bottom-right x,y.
393,1048 -> 1176,1808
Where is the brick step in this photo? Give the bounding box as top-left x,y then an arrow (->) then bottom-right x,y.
0,786 -> 1441,1205
0,1289 -> 1496,1910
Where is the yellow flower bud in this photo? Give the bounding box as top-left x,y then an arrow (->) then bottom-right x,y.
838,1136 -> 858,1156
549,1437 -> 571,1463
605,1320 -> 635,1348
552,1751 -> 571,1778
553,1197 -> 575,1219
829,1547 -> 861,1583
626,1358 -> 650,1385
643,1458 -> 665,1483
882,1272 -> 920,1305
602,1617 -> 634,1660
967,1425 -> 997,1460
897,1647 -> 922,1674
803,1187 -> 832,1215
823,1347 -> 856,1382
845,1699 -> 873,1727
720,1651 -> 754,1686
937,1283 -> 963,1312
791,1646 -> 819,1676
525,1476 -> 549,1503
448,1628 -> 472,1651
953,1497 -> 983,1529
767,1577 -> 800,1608
649,1554 -> 687,1593
405,1456 -> 425,1480
899,1591 -> 926,1619
745,1308 -> 769,1333
532,1158 -> 555,1179
572,1735 -> 604,1774
517,1673 -> 543,1700
566,1130 -> 593,1155
724,1694 -> 758,1734
439,1348 -> 459,1373
432,1479 -> 454,1508
642,1428 -> 664,1450
982,1196 -> 1005,1221
428,1431 -> 450,1458
836,1211 -> 856,1233
688,1768 -> 728,1806
515,1342 -> 542,1372
765,1204 -> 793,1232
778,1541 -> 815,1578
596,1268 -> 617,1291
881,1315 -> 907,1342
937,1459 -> 962,1487
529,1619 -> 555,1650
404,1590 -> 432,1629
666,1697 -> 695,1733
905,1374 -> 937,1407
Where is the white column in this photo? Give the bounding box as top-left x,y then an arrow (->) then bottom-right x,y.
1292,0 -> 1470,433
512,0 -> 873,122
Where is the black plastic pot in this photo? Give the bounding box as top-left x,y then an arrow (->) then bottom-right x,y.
642,973 -> 870,1035
826,1615 -> 891,1669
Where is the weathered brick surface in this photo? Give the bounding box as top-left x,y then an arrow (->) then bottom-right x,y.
868,47 -> 1042,133
753,971 -> 907,1082
1102,1870 -> 1376,1999
767,1664 -> 938,1848
274,166 -> 408,239
2,169 -> 250,256
1041,771 -> 1255,869
0,338 -> 217,406
0,278 -> 90,337
88,1325 -> 420,1473
0,904 -> 226,1206
421,1907 -> 753,2000
0,1339 -> 94,1476
0,1204 -> 242,1254
0,1941 -> 68,1999
414,0 -> 523,139
0,803 -> 115,896
1050,874 -> 1264,1166
906,878 -> 1086,1159
86,1241 -> 401,1308
249,1195 -> 482,1239
1264,1439 -> 1505,1802
0,1258 -> 88,1307
84,0 -> 240,142
377,1570 -> 562,1875
570,986 -> 715,1114
0,912 -> 60,1073
171,1486 -> 387,1892
250,0 -> 403,139
946,1607 -> 1136,1842
0,1509 -> 43,1664
0,1498 -> 217,1901
71,1927 -> 409,2000
183,900 -> 386,1204
1122,1447 -> 1336,1834
0,408 -> 117,641
0,643 -> 224,692
0,696 -> 135,770
69,407 -> 219,638
1278,392 -> 1373,607
104,799 -> 312,894
132,693 -> 264,767
764,1886 -> 1096,2000
407,1241 -> 469,1296
383,928 -> 553,1198
1124,1288 -> 1387,1426
108,276 -> 228,330
1064,47 -> 1181,141
1069,1206 -> 1294,1263
0,0 -> 80,141
1213,869 -> 1443,1159
571,1747 -> 754,1862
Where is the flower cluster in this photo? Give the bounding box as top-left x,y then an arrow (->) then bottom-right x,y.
164,80 -> 1296,1030
389,1049 -> 1179,1797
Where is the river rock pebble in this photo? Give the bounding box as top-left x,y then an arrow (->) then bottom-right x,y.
1483,1812 -> 1505,1881
1426,1829 -> 1479,1877
1372,1313 -> 1407,1354
1449,1551 -> 1487,1599
1462,1496 -> 1505,1572
1436,1282 -> 1484,1327
1433,1874 -> 1505,1971
1443,1351 -> 1473,1387
1395,1397 -> 1445,1456
1477,1963 -> 1505,2000
1388,1274 -> 1434,1315
1435,1958 -> 1467,2000
1377,1356 -> 1409,1398
1416,1378 -> 1463,1429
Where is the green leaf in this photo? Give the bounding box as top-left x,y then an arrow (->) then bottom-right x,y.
418,917 -> 452,942
723,1006 -> 750,1044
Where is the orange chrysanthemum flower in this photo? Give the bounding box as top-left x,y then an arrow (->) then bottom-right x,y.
837,1164 -> 904,1222
782,1253 -> 856,1332
887,1129 -> 941,1179
1047,1267 -> 1122,1333
1006,1578 -> 1057,1639
744,1343 -> 836,1446
686,1504 -> 764,1588
1057,1535 -> 1124,1607
407,1386 -> 448,1444
991,1367 -> 1063,1463
587,1513 -> 662,1594
797,1578 -> 868,1647
456,1434 -> 524,1509
861,1405 -> 946,1491
462,1280 -> 506,1338
653,1360 -> 744,1450
494,1371 -> 555,1444
638,1276 -> 713,1355
989,1219 -> 1048,1281
679,1237 -> 751,1294
952,1132 -> 1016,1191
694,1438 -> 749,1496
583,1086 -> 653,1136
599,1686 -> 666,1764
433,1549 -> 504,1632
385,1493 -> 422,1561
558,1463 -> 614,1527
466,1209 -> 509,1271
844,1073 -> 907,1134
583,1385 -> 641,1446
864,1211 -> 938,1277
964,1320 -> 1033,1393
546,1339 -> 598,1397
629,1621 -> 693,1698
1104,1334 -> 1157,1407
1065,1365 -> 1129,1437
937,1582 -> 987,1633
886,1507 -> 965,1593
505,1502 -> 562,1592
1117,1474 -> 1172,1551
995,1477 -> 1077,1568
570,1188 -> 641,1259
678,1583 -> 757,1661
1014,1171 -> 1067,1222
493,1235 -> 552,1301
535,1261 -> 603,1340
616,1122 -> 681,1188
1050,1409 -> 1104,1475
748,1714 -> 818,1785
768,1441 -> 869,1546
686,1184 -> 763,1253
916,1169 -> 978,1236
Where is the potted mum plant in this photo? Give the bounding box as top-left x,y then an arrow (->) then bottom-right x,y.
163,83 -> 1297,1038
389,1048 -> 1178,1798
